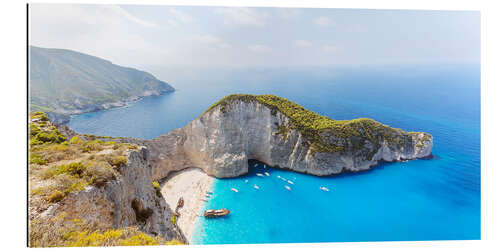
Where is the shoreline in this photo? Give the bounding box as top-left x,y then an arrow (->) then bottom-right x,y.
44,90 -> 175,125
160,168 -> 214,243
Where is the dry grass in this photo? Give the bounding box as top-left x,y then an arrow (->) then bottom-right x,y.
29,115 -> 139,210
29,213 -> 184,247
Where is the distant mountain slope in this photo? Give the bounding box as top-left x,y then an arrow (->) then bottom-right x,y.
29,46 -> 175,114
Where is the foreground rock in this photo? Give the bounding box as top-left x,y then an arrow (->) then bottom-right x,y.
28,112 -> 186,246
51,148 -> 186,242
137,94 -> 433,179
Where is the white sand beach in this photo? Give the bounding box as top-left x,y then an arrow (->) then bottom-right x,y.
160,168 -> 214,242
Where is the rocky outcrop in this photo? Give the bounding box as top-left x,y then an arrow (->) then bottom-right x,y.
46,112 -> 71,125
138,94 -> 433,180
41,147 -> 186,242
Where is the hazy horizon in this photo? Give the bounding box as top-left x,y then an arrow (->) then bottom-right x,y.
30,4 -> 480,77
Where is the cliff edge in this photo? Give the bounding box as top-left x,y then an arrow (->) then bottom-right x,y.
142,94 -> 433,179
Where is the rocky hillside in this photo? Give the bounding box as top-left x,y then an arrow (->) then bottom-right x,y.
29,46 -> 175,116
135,94 -> 433,179
28,112 -> 185,247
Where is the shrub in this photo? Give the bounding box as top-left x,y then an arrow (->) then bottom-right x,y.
152,181 -> 162,197
31,111 -> 49,121
152,181 -> 161,191
29,212 -> 185,247
85,163 -> 115,187
51,162 -> 87,178
66,229 -> 124,247
47,190 -> 64,203
120,232 -> 160,246
69,136 -> 83,144
82,140 -> 103,153
36,131 -> 66,144
29,153 -> 47,165
29,138 -> 43,146
107,155 -> 127,167
29,123 -> 41,136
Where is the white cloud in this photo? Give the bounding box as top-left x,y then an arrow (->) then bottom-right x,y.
314,16 -> 335,27
29,4 -> 167,68
323,45 -> 338,53
248,44 -> 272,53
167,8 -> 194,26
214,7 -> 269,27
191,34 -> 232,49
293,40 -> 313,48
105,5 -> 157,27
276,8 -> 302,19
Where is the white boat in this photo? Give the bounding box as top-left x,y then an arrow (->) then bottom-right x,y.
256,173 -> 264,177
320,187 -> 330,192
244,179 -> 248,183
263,165 -> 266,168
264,172 -> 270,176
253,184 -> 260,190
284,185 -> 291,190
277,175 -> 281,179
231,188 -> 239,193
287,180 -> 294,185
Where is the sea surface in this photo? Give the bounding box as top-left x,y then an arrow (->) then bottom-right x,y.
69,64 -> 480,243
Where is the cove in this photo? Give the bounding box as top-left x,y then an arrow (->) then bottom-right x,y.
69,65 -> 480,243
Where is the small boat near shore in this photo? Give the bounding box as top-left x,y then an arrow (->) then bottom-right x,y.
287,180 -> 294,185
245,179 -> 248,183
264,172 -> 270,176
253,184 -> 260,190
204,208 -> 230,218
231,188 -> 239,193
284,185 -> 291,191
256,173 -> 264,177
206,191 -> 213,194
320,187 -> 330,192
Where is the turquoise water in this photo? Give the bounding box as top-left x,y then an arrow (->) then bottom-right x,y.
69,64 -> 480,243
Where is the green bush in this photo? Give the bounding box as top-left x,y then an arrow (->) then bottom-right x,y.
47,190 -> 65,203
32,111 -> 49,121
29,153 -> 47,165
36,131 -> 66,144
152,181 -> 161,191
29,123 -> 41,136
108,155 -> 127,167
51,162 -> 87,178
82,140 -> 103,152
69,136 -> 83,144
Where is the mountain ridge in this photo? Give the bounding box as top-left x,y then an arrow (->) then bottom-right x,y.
29,46 -> 175,117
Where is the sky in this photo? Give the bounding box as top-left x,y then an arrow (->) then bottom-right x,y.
29,4 -> 480,71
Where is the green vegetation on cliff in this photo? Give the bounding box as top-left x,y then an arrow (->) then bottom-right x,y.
29,213 -> 184,247
205,94 -> 431,158
29,112 -> 138,203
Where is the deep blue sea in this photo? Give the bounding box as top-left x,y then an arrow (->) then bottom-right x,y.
69,64 -> 480,243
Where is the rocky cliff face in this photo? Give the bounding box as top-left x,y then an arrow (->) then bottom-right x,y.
139,94 -> 433,180
39,147 -> 186,242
